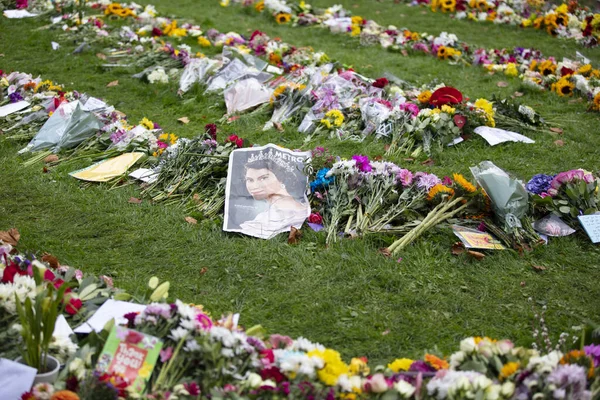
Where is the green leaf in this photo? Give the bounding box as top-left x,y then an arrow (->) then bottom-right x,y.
458,360 -> 487,373
558,206 -> 571,214
78,284 -> 99,301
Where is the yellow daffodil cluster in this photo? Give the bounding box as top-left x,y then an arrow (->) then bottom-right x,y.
320,109 -> 344,129
163,20 -> 187,37
198,36 -> 211,47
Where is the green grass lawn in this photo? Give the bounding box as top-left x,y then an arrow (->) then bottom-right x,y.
1,0 -> 600,364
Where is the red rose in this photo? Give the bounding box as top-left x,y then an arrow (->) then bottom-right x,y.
260,367 -> 286,383
226,134 -> 239,143
372,78 -> 389,89
151,27 -> 163,37
308,212 -> 323,224
261,349 -> 275,364
65,297 -> 82,315
429,86 -> 463,106
235,138 -> 244,148
44,268 -> 56,281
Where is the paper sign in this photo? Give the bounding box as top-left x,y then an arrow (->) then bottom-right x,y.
129,168 -> 158,183
474,126 -> 534,146
0,358 -> 37,399
452,225 -> 505,250
74,299 -> 146,334
3,9 -> 39,18
97,326 -> 162,394
70,152 -> 144,182
447,137 -> 464,147
0,100 -> 30,117
52,41 -> 60,50
578,214 -> 600,243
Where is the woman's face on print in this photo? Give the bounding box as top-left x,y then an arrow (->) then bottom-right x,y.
245,168 -> 282,200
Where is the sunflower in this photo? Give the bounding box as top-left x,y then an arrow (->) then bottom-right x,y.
453,173 -> 477,193
105,3 -> 122,15
427,184 -> 455,201
529,59 -> 538,71
533,16 -> 544,29
538,60 -> 556,76
275,12 -> 291,24
578,64 -> 592,75
254,0 -> 264,12
440,0 -> 456,12
140,117 -> 154,130
592,92 -> 600,111
552,77 -> 574,96
437,46 -> 449,59
417,90 -> 432,103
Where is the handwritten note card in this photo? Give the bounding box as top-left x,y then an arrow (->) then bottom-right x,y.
578,215 -> 600,243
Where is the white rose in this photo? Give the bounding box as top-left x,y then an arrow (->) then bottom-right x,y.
394,380 -> 416,398
460,337 -> 476,353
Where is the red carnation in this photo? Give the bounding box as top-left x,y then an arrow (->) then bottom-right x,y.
261,349 -> 275,364
65,297 -> 82,315
151,27 -> 163,37
429,86 -> 463,106
372,78 -> 389,89
260,367 -> 287,383
453,114 -> 467,129
560,66 -> 574,77
308,212 -> 323,224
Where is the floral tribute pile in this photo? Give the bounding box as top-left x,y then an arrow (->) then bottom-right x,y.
405,0 -> 600,48
225,0 -> 600,112
1,239 -> 600,400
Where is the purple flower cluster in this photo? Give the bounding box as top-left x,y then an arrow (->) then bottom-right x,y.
584,344 -> 600,367
546,364 -> 590,399
526,174 -> 554,195
414,172 -> 441,191
9,92 -> 23,103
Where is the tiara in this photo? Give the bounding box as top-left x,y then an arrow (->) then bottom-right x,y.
247,148 -> 297,174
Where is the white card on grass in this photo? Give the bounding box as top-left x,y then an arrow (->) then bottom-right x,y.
474,126 -> 534,146
578,214 -> 600,243
0,101 -> 30,117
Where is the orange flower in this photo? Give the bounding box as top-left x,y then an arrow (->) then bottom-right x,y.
51,391 -> 80,400
453,173 -> 477,193
427,184 -> 455,201
425,354 -> 449,370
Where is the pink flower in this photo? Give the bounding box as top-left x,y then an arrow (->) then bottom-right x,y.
16,0 -> 28,9
196,312 -> 213,331
184,382 -> 200,396
442,176 -> 453,186
397,169 -> 413,187
160,347 -> 173,363
364,373 -> 389,393
308,213 -> 323,224
269,334 -> 293,349
399,102 -> 419,117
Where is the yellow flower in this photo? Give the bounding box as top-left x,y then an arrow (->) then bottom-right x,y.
388,358 -> 413,372
521,18 -> 532,27
196,52 -> 205,58
505,63 -> 518,77
499,362 -> 520,380
417,90 -> 432,103
320,118 -> 332,129
441,0 -> 456,12
350,25 -> 361,36
219,0 -> 230,6
437,46 -> 449,59
592,92 -> 600,111
349,357 -> 370,376
307,349 -> 349,386
140,117 -> 154,130
427,184 -> 455,201
474,98 -> 495,126
552,77 -> 574,97
325,109 -> 344,127
538,60 -> 556,76
351,16 -> 363,25
254,0 -> 264,12
441,104 -> 456,114
555,4 -> 568,14
578,64 -> 592,75
453,173 -> 477,193
275,12 -> 291,24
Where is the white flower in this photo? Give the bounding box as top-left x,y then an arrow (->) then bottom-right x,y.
246,372 -> 263,388
501,381 -> 515,397
460,337 -> 476,353
184,339 -> 201,352
450,350 -> 466,368
175,299 -> 197,320
147,68 -> 169,84
169,327 -> 189,341
221,348 -> 234,358
395,380 -> 416,398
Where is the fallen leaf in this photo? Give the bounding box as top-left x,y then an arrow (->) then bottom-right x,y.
200,267 -> 208,275
96,53 -> 107,60
185,216 -> 198,225
421,158 -> 435,166
384,144 -> 391,152
420,10 -> 428,14
401,49 -> 408,57
44,154 -> 59,163
273,122 -> 284,132
532,264 -> 546,272
0,54 -> 5,57
451,242 -> 465,256
378,247 -> 391,257
373,155 -> 383,161
520,281 -> 526,287
42,253 -> 60,269
288,227 -> 302,245
128,197 -> 142,204
467,250 -> 485,260
381,329 -> 390,335
0,228 -> 20,246
106,80 -> 119,87
178,117 -> 190,124
513,91 -> 524,97
554,140 -> 565,147
42,166 -> 49,173
550,127 -> 563,134
497,81 -> 509,87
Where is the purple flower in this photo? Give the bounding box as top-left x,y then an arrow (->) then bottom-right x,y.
9,92 -> 23,103
409,360 -> 435,373
526,174 -> 554,195
547,364 -> 590,399
160,346 -> 173,363
414,172 -> 441,191
584,344 -> 600,367
352,154 -> 372,173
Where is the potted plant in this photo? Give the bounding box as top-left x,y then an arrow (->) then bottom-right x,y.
14,267 -> 69,385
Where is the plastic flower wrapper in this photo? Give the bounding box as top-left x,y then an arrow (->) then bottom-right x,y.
178,57 -> 221,93
359,97 -> 392,137
205,46 -> 270,93
470,161 -> 541,248
262,78 -> 310,131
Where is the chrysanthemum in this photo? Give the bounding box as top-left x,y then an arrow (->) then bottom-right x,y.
453,173 -> 477,193
427,184 -> 455,201
417,90 -> 432,103
275,12 -> 291,24
499,362 -> 520,380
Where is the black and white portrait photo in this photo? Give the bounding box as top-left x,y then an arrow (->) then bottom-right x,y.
223,144 -> 311,239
